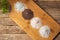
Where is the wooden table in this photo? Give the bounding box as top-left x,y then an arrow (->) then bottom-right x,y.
0,0 -> 60,40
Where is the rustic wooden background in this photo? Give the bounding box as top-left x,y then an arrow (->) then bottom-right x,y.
0,0 -> 60,40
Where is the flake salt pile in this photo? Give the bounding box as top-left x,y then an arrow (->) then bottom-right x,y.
14,2 -> 27,12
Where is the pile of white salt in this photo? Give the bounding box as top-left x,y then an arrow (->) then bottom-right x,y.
14,2 -> 27,12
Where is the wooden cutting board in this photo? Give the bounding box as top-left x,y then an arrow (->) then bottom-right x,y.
8,0 -> 60,40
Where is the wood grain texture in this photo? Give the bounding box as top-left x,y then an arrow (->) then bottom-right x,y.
43,8 -> 60,24
35,0 -> 60,1
0,25 -> 25,34
8,0 -> 60,40
0,10 -> 9,18
0,8 -> 60,34
35,1 -> 60,9
0,18 -> 17,26
0,0 -> 60,40
0,34 -> 32,40
34,0 -> 60,24
55,34 -> 60,40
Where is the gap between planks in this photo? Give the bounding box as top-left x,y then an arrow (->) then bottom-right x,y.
34,0 -> 60,9
0,34 -> 32,40
0,25 -> 26,34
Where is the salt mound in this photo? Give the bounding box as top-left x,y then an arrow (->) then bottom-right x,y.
30,17 -> 42,29
39,26 -> 51,38
14,2 -> 27,12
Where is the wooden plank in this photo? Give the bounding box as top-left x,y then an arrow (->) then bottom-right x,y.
0,34 -> 32,40
0,8 -> 60,25
33,1 -> 60,24
0,8 -> 60,34
0,0 -> 60,40
0,25 -> 26,34
8,0 -> 60,40
36,0 -> 60,1
0,1 -> 60,17
0,18 -> 17,26
57,21 -> 60,24
43,8 -> 60,23
0,10 -> 9,18
34,1 -> 60,9
55,34 -> 60,40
